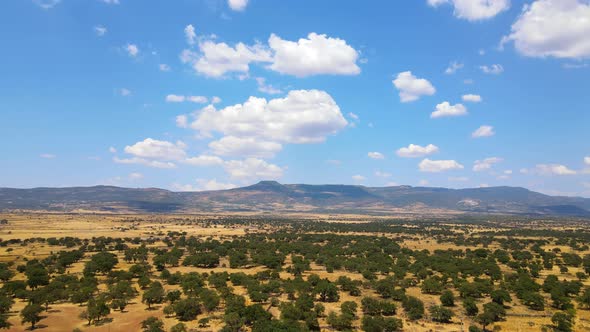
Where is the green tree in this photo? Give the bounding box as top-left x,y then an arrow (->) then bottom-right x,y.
21,303 -> 43,329
142,281 -> 165,309
440,290 -> 455,307
429,305 -> 454,323
141,316 -> 164,332
402,296 -> 424,320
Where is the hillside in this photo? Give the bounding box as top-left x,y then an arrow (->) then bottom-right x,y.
1,181 -> 589,216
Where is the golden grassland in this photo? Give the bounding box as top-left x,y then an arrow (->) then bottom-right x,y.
0,213 -> 589,331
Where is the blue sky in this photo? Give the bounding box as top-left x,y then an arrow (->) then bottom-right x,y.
1,0 -> 589,196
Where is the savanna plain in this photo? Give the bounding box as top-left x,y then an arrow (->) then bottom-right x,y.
0,213 -> 588,332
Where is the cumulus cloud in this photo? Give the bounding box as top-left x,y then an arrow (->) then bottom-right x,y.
224,158 -> 283,180
352,175 -> 366,182
181,41 -> 272,78
462,94 -> 482,102
209,136 -> 282,158
396,144 -> 439,158
472,125 -> 495,138
502,0 -> 590,59
211,96 -> 222,104
129,172 -> 143,180
165,94 -> 208,103
228,0 -> 248,11
126,44 -> 139,57
124,138 -> 187,160
419,159 -> 464,172
427,0 -> 510,21
189,90 -> 347,144
535,164 -> 577,175
114,157 -> 176,169
176,115 -> 188,128
34,0 -> 61,9
184,24 -> 196,45
119,88 -> 131,96
256,77 -> 282,94
368,152 -> 385,160
268,33 -> 361,77
473,157 -> 503,172
585,156 -> 590,165
480,64 -> 504,74
196,178 -> 237,191
94,25 -> 107,36
181,31 -> 360,78
431,102 -> 468,118
183,155 -> 224,166
445,61 -> 464,74
392,71 -> 436,102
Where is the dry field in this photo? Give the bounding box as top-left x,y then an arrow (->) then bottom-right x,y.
0,213 -> 588,332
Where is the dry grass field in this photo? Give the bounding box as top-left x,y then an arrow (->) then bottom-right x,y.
0,213 -> 588,332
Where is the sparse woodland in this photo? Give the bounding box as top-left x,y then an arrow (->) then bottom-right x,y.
0,214 -> 589,331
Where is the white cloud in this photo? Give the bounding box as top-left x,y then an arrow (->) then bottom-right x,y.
368,152 -> 385,160
480,64 -> 504,74
34,0 -> 61,9
184,24 -> 196,45
472,125 -> 495,138
166,94 -> 208,103
196,178 -> 236,191
188,96 -> 208,103
396,144 -> 439,158
348,112 -> 359,121
166,94 -> 185,102
211,96 -> 222,104
159,64 -> 171,72
419,179 -> 430,186
256,77 -> 282,94
129,172 -> 143,180
502,0 -> 590,59
94,25 -> 107,36
326,159 -> 342,166
126,44 -> 139,57
427,0 -> 510,21
352,175 -> 366,182
209,136 -> 282,158
228,0 -> 248,11
119,88 -> 131,96
101,0 -> 120,4
392,71 -> 436,102
419,159 -> 464,172
189,90 -> 348,144
183,155 -> 224,166
431,102 -> 468,118
268,33 -> 361,77
535,164 -> 577,175
473,157 -> 503,172
181,31 -> 360,78
585,156 -> 590,165
40,153 -> 56,159
113,157 -> 176,169
109,146 -> 117,153
124,138 -> 187,160
445,61 -> 464,74
375,171 -> 392,178
224,158 -> 283,180
462,94 -> 482,102
182,40 -> 272,78
176,115 -> 188,128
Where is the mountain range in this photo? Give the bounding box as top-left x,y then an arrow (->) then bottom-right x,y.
1,181 -> 589,216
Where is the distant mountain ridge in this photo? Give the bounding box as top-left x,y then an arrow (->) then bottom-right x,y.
1,181 -> 589,216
